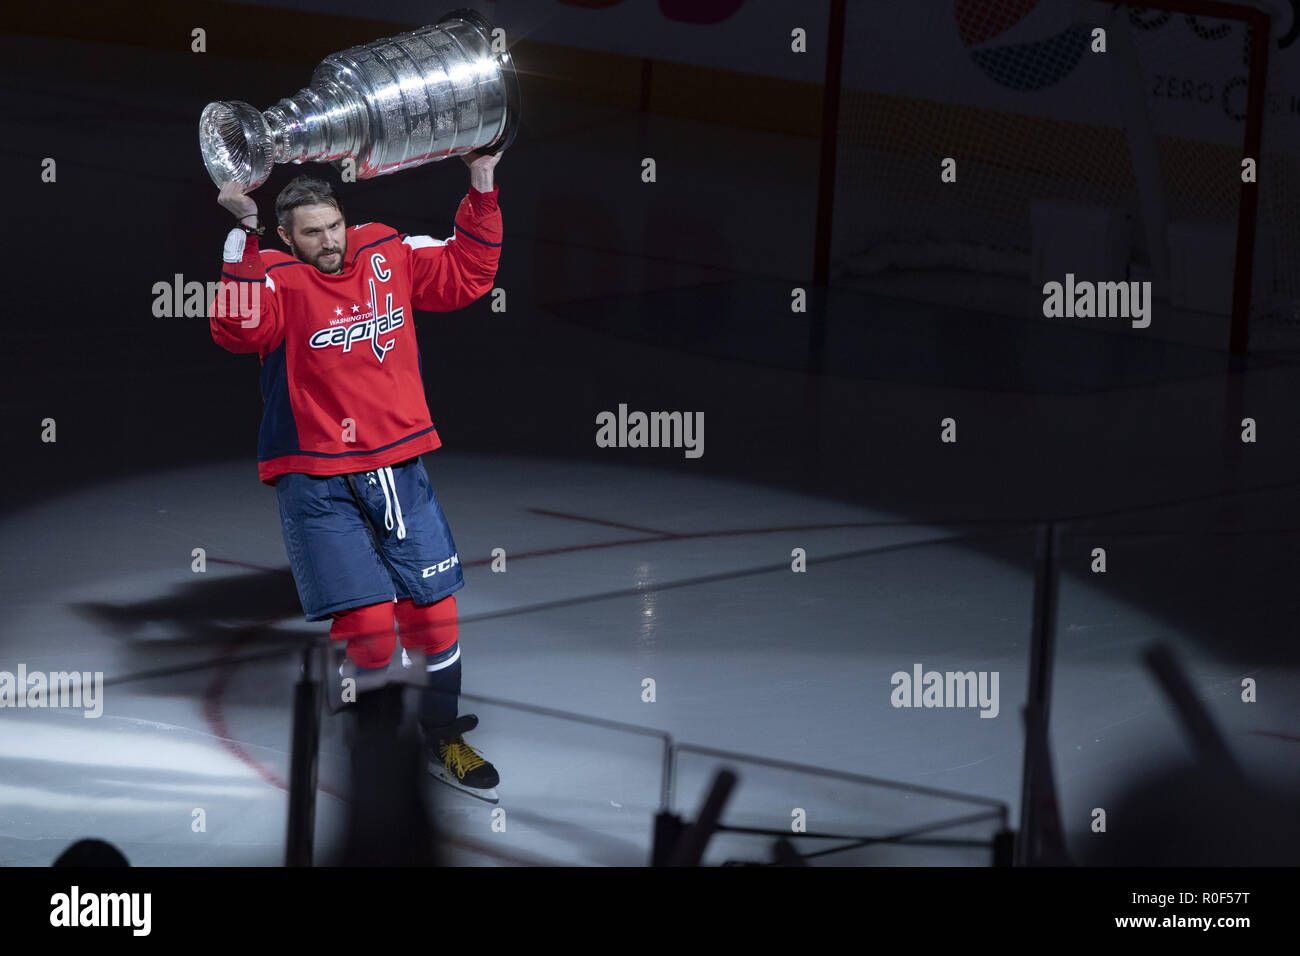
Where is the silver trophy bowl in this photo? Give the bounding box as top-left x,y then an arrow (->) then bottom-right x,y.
200,8 -> 519,189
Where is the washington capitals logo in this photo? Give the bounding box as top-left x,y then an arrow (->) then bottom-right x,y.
308,277 -> 405,363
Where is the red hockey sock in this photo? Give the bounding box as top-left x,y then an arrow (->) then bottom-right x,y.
396,595 -> 458,654
330,601 -> 397,669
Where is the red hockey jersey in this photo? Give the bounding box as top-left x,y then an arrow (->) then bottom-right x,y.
210,185 -> 501,484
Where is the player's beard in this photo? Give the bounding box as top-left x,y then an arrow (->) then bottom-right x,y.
295,242 -> 345,274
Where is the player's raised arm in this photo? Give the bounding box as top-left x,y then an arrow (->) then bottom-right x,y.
403,151 -> 503,313
209,181 -> 284,355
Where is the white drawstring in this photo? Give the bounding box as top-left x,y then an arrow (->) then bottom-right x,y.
375,466 -> 407,539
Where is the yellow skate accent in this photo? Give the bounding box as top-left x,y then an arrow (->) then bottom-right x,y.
438,737 -> 487,780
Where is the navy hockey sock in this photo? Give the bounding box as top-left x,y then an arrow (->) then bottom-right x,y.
419,642 -> 461,731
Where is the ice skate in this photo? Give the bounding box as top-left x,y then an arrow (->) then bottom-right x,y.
424,714 -> 500,803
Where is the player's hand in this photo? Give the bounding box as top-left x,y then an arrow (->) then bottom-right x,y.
218,181 -> 259,221
460,149 -> 502,172
461,149 -> 500,193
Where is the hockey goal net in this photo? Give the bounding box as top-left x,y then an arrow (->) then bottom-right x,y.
823,0 -> 1300,352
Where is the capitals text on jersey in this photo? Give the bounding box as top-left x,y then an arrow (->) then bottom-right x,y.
308,276 -> 405,363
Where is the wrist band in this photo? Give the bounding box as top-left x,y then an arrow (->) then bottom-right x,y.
235,214 -> 264,237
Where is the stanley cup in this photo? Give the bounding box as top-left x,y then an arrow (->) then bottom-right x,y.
199,9 -> 519,190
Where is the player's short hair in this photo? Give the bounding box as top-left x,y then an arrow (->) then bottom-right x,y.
276,176 -> 344,232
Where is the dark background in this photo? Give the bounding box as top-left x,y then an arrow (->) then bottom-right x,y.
3,3 -> 1293,506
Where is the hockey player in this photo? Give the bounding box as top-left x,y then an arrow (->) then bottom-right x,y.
209,150 -> 503,801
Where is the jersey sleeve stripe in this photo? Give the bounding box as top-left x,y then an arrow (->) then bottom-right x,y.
452,225 -> 501,248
